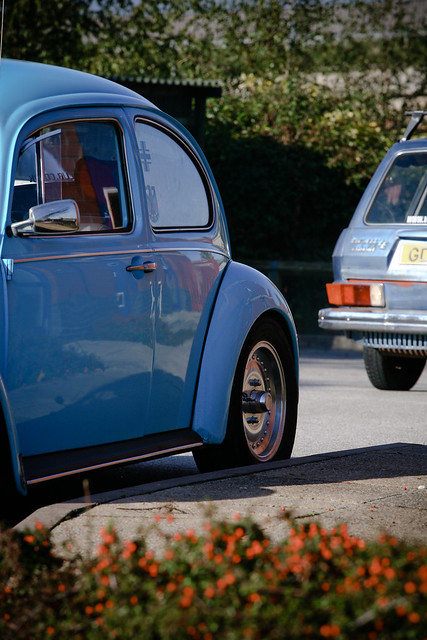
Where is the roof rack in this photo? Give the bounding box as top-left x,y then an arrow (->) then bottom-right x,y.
400,110 -> 427,142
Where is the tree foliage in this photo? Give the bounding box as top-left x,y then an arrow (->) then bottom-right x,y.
2,0 -> 426,260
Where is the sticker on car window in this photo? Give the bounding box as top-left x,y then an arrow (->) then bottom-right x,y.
407,216 -> 427,224
138,140 -> 152,171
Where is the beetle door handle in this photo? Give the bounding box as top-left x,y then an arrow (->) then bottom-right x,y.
126,261 -> 157,273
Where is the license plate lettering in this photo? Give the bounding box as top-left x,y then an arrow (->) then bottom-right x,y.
401,244 -> 427,264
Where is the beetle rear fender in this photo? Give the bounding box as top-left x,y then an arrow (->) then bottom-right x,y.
192,261 -> 298,444
0,376 -> 27,497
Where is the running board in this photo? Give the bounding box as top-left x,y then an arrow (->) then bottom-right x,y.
24,429 -> 203,485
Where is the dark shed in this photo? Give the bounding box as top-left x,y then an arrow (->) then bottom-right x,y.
110,76 -> 222,146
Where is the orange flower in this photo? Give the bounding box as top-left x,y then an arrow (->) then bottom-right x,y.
319,624 -> 341,638
122,540 -> 137,559
203,542 -> 214,557
247,593 -> 261,603
204,586 -> 215,599
408,611 -> 420,623
24,535 -> 35,544
404,581 -> 417,594
99,527 -> 115,545
179,596 -> 192,608
383,567 -> 396,580
369,558 -> 382,576
129,596 -> 138,606
46,627 -> 55,636
96,544 -> 110,557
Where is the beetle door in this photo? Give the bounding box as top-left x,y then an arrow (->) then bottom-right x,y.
134,119 -> 228,434
3,115 -> 155,457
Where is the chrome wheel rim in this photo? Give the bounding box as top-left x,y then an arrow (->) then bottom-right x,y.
241,340 -> 286,461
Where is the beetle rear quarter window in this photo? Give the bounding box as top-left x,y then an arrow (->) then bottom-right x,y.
11,120 -> 130,232
366,152 -> 427,224
135,121 -> 210,229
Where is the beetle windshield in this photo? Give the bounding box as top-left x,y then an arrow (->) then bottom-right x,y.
366,152 -> 427,224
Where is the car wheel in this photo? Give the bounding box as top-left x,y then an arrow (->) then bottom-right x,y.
193,318 -> 298,472
363,347 -> 426,391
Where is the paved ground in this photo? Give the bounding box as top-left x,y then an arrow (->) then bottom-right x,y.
17,442 -> 426,557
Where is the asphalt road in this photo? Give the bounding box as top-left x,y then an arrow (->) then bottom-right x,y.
294,348 -> 427,457
10,346 -> 427,530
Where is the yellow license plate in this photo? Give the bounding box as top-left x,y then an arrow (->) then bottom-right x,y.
401,243 -> 427,265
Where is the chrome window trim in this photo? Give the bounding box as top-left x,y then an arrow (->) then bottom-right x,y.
10,115 -> 136,236
134,117 -> 215,233
12,246 -> 229,264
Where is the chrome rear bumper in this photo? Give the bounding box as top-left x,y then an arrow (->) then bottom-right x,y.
318,307 -> 427,335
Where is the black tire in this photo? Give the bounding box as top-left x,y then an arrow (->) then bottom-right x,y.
363,347 -> 426,391
193,318 -> 298,472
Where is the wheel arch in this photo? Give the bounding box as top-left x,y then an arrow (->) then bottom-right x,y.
191,261 -> 299,444
0,375 -> 27,496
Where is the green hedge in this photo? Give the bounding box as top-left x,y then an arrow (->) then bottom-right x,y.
205,77 -> 398,263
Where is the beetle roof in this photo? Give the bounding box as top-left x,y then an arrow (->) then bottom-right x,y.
0,59 -> 157,130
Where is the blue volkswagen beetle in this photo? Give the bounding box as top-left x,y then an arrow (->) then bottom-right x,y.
319,111 -> 427,390
0,60 -> 298,500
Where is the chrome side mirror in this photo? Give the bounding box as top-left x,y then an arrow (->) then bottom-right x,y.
11,199 -> 80,236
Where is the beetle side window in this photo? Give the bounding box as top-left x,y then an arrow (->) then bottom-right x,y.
135,121 -> 210,229
11,120 -> 130,232
366,153 -> 427,224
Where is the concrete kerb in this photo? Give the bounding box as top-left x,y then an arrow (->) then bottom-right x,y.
15,443 -> 426,556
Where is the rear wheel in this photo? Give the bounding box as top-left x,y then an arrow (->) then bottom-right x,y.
363,347 -> 426,391
193,318 -> 298,472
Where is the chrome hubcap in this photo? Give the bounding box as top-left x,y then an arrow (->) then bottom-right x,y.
241,340 -> 286,461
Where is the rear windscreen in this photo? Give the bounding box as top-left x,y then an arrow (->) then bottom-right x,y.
366,152 -> 427,224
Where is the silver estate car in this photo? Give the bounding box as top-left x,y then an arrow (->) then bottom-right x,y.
319,111 -> 427,390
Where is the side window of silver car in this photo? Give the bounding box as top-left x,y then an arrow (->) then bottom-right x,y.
11,120 -> 130,233
135,121 -> 211,230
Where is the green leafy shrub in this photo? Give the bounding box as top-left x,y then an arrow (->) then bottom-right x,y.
205,75 -> 396,262
1,513 -> 426,639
